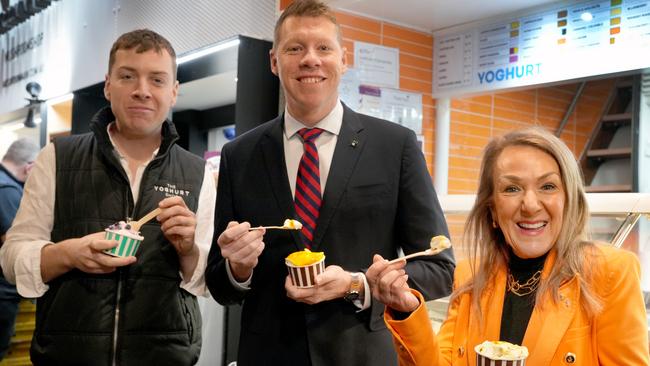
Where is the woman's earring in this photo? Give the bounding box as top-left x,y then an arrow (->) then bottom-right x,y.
492,220 -> 498,228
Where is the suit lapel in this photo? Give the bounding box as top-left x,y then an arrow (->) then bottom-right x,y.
311,106 -> 364,250
468,267 -> 507,354
522,252 -> 578,365
260,116 -> 303,250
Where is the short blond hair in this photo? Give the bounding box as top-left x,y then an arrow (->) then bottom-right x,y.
273,0 -> 341,49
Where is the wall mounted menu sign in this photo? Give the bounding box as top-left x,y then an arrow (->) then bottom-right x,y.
433,0 -> 650,97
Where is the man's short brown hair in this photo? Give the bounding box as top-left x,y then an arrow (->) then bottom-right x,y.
108,29 -> 177,78
273,0 -> 341,49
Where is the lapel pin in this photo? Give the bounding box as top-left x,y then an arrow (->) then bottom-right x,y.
351,139 -> 359,147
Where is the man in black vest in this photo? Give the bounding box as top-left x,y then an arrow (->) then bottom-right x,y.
0,30 -> 215,365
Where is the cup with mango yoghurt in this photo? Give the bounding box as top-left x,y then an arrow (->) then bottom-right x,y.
475,341 -> 528,366
285,249 -> 325,288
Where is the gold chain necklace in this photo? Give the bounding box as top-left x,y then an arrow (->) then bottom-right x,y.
507,270 -> 542,296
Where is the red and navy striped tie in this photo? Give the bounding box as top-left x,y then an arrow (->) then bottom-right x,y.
295,128 -> 324,249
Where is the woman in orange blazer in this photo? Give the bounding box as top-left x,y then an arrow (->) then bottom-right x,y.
367,127 -> 649,365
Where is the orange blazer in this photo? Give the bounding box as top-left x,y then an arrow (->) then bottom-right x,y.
386,245 -> 649,365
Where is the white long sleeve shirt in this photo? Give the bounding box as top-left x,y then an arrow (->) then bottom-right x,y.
0,136 -> 215,298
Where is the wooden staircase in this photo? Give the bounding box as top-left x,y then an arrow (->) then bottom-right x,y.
0,300 -> 34,366
580,77 -> 638,193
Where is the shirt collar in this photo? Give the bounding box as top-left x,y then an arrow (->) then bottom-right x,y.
0,163 -> 22,187
283,100 -> 343,140
106,122 -> 159,160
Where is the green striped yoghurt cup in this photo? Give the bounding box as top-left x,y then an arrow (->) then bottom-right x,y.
103,229 -> 143,257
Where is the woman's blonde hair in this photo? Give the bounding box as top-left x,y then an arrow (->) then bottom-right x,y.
456,127 -> 601,319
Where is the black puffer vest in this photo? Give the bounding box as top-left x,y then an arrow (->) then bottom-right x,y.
31,107 -> 205,366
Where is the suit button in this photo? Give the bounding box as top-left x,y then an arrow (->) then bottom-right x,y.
564,352 -> 576,364
458,346 -> 465,357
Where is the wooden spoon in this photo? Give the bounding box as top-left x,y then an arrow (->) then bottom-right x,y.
249,219 -> 303,231
388,235 -> 451,264
128,207 -> 162,232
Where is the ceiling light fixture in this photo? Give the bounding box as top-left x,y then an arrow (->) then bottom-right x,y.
46,93 -> 74,105
177,38 -> 240,65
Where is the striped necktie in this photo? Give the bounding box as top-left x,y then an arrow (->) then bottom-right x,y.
294,128 -> 324,249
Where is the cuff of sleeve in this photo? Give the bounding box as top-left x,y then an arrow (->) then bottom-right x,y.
179,245 -> 208,297
384,289 -> 433,364
385,289 -> 427,326
226,259 -> 252,290
353,272 -> 371,311
15,241 -> 51,298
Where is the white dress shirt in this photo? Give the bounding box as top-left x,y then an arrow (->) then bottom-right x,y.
0,126 -> 215,298
226,101 -> 371,310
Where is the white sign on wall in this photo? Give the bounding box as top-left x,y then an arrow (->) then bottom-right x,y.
354,41 -> 400,88
433,0 -> 650,97
381,88 -> 423,134
339,79 -> 423,134
339,67 -> 361,111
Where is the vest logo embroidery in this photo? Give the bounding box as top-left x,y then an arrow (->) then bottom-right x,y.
153,183 -> 191,197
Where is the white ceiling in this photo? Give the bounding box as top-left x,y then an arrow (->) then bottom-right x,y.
175,70 -> 238,112
326,0 -> 563,32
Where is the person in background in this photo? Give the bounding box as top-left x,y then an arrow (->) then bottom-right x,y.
0,29 -> 215,365
206,0 -> 454,365
0,138 -> 40,361
367,127 -> 649,365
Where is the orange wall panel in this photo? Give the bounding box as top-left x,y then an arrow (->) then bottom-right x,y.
400,53 -> 433,70
451,100 -> 493,116
335,12 -> 382,33
383,23 -> 433,46
400,78 -> 432,94
340,26 -> 381,45
401,65 -> 433,82
382,37 -> 432,58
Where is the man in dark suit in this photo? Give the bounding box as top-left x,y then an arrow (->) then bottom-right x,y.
206,1 -> 455,365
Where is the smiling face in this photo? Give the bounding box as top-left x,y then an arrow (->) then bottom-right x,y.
491,145 -> 566,259
270,15 -> 347,125
104,48 -> 178,138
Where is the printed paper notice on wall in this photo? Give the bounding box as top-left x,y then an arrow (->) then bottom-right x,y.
354,41 -> 400,88
357,85 -> 383,119
380,88 -> 423,135
340,68 -> 361,111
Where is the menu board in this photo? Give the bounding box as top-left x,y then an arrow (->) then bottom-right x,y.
433,0 -> 650,97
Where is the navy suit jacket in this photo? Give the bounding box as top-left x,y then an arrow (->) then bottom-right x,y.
206,105 -> 455,366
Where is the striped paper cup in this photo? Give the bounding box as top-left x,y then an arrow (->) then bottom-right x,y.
476,353 -> 526,366
103,229 -> 143,257
285,257 -> 325,288
475,341 -> 527,366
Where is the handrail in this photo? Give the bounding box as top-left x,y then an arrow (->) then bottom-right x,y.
556,81 -> 586,137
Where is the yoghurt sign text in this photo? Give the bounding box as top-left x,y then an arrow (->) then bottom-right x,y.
477,63 -> 542,84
